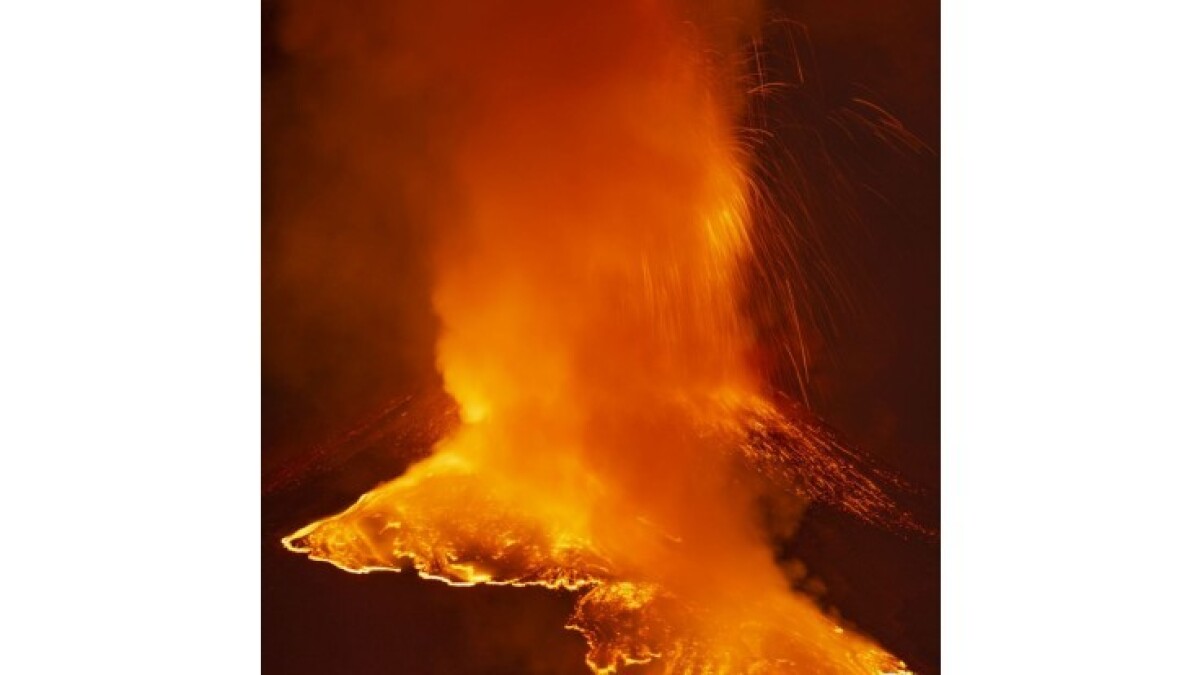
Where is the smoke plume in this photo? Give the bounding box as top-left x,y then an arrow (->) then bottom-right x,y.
275,1 -> 913,672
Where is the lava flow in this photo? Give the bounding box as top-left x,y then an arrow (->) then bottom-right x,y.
280,0 -> 913,672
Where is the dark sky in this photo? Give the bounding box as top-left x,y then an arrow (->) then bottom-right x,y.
263,0 -> 939,672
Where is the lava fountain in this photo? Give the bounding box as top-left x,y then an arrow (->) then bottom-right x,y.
280,0 -> 912,671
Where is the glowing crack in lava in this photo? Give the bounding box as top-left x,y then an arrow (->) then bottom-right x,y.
281,0 -> 914,672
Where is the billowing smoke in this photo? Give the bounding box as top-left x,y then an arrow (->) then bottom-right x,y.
274,0 -> 911,672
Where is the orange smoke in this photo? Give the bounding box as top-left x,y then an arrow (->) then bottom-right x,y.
278,0 -> 909,672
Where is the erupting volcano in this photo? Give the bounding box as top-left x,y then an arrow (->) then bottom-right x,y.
276,0 -> 926,672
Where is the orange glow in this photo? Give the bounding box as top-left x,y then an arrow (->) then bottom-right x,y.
281,0 -> 912,671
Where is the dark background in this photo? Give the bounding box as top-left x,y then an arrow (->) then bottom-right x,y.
263,0 -> 939,671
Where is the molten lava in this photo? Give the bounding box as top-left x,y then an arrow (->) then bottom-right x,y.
280,0 -> 914,671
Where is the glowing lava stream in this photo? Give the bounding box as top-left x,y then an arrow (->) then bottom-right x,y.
282,0 -> 911,672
